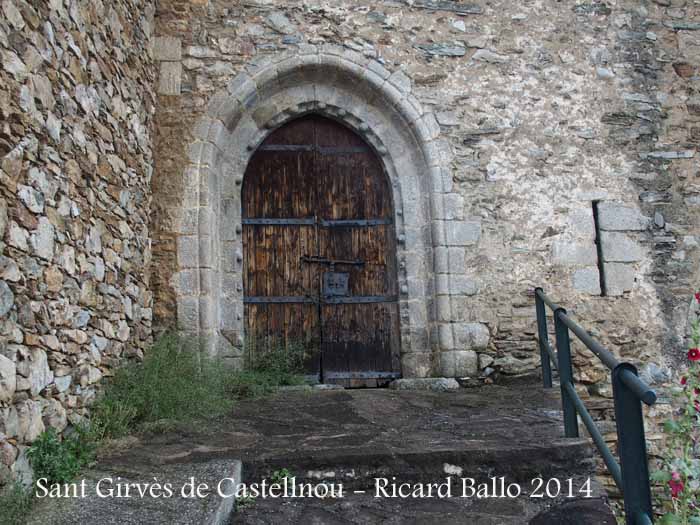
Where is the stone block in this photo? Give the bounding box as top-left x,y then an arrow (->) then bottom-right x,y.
478,353 -> 495,370
198,297 -> 216,330
0,353 -> 16,402
177,236 -> 199,269
454,322 -> 490,350
445,220 -> 481,246
573,267 -> 601,295
399,352 -> 432,378
216,334 -> 243,359
221,273 -> 242,297
494,354 -> 537,375
597,202 -> 649,231
388,69 -> 412,94
153,36 -> 182,61
551,240 -> 597,266
450,275 -> 478,296
389,377 -> 460,391
174,269 -> 199,295
443,193 -> 464,220
221,241 -> 242,273
439,350 -> 478,377
604,263 -> 635,296
436,296 -> 451,321
600,232 -> 644,262
158,61 -> 182,95
568,208 -> 596,240
434,247 -> 449,273
435,274 -> 449,295
177,296 -> 199,330
438,323 -> 454,350
0,280 -> 14,317
431,220 -> 446,245
448,248 -> 466,274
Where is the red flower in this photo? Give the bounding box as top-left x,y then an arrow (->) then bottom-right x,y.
689,348 -> 700,361
670,473 -> 684,499
682,376 -> 688,385
695,292 -> 700,303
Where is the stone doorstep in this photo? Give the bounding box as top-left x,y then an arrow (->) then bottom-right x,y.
26,459 -> 242,525
388,377 -> 460,391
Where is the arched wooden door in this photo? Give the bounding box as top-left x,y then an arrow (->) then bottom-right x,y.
241,115 -> 401,387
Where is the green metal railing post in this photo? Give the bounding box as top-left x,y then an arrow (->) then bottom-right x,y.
554,307 -> 578,438
535,288 -> 655,524
613,363 -> 654,525
535,288 -> 553,388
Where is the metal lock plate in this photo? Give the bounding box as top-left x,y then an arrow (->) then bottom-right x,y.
323,272 -> 350,297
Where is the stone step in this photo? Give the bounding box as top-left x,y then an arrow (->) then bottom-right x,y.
241,438 -> 597,490
232,485 -> 615,525
29,384 -> 616,524
27,459 -> 242,525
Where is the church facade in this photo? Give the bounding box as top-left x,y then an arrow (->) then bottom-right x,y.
0,0 -> 698,480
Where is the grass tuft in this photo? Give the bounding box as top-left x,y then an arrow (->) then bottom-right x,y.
27,426 -> 96,485
0,482 -> 33,525
90,332 -> 233,439
227,339 -> 309,398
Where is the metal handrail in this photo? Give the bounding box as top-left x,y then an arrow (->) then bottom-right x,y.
534,288 -> 655,525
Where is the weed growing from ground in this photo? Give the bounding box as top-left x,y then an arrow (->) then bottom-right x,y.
0,482 -> 33,525
90,332 -> 233,439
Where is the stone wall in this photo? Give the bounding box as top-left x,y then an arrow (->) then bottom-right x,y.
0,0 -> 156,484
151,0 -> 699,388
0,0 -> 695,495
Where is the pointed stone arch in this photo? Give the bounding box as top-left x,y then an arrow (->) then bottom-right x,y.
176,44 -> 457,378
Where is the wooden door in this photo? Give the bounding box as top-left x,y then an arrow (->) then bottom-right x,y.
242,115 -> 401,387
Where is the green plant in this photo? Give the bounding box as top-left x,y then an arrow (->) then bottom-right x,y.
26,426 -> 95,485
246,339 -> 309,378
90,333 -> 234,439
236,494 -> 256,508
0,482 -> 33,525
223,338 -> 308,399
270,468 -> 292,484
226,369 -> 305,399
653,292 -> 700,523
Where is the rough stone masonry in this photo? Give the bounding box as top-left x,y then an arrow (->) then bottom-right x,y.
1,0 -> 699,487
0,0 -> 156,484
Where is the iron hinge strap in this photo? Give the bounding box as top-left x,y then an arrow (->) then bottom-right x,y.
242,218 -> 392,227
243,295 -> 397,304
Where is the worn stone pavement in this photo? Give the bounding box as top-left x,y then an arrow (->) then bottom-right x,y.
29,381 -> 615,524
